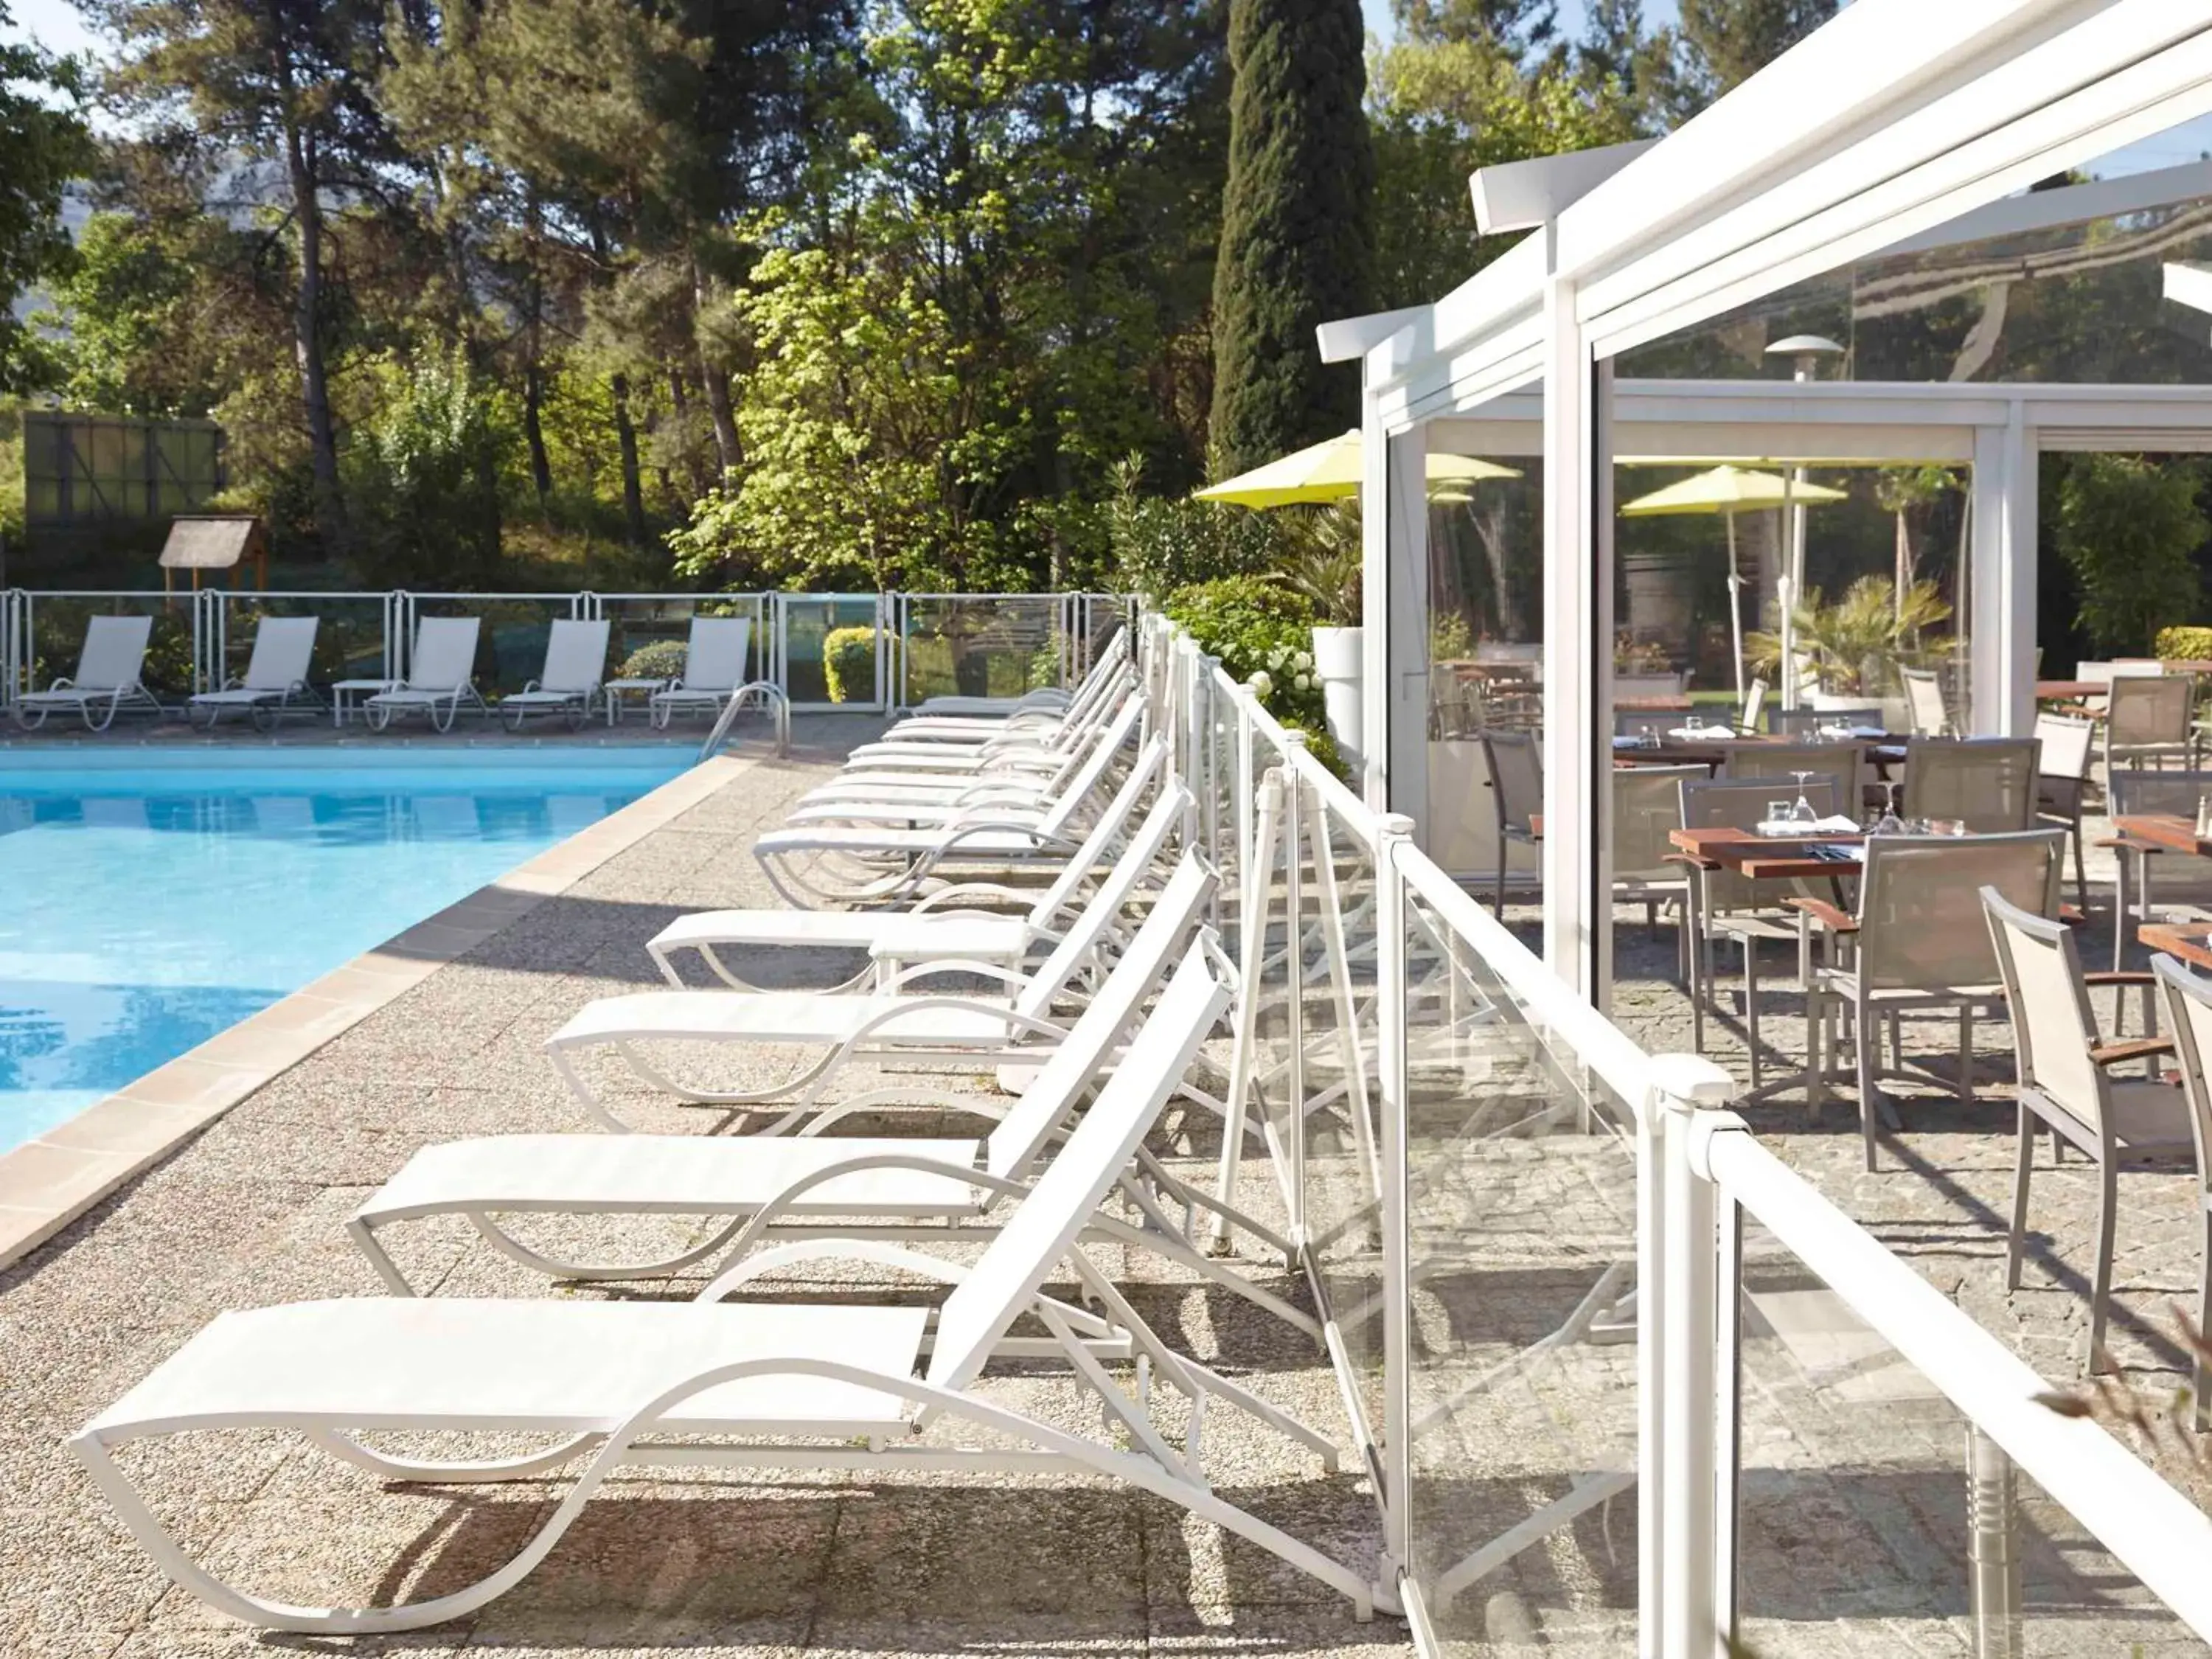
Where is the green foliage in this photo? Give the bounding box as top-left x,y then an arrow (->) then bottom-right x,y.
1162,575 -> 1324,728
2054,455 -> 2208,655
0,9 -> 93,394
620,639 -> 689,681
1639,0 -> 1837,125
1747,576 -> 1953,696
1103,456 -> 1286,599
2155,627 -> 2212,662
1267,507 -> 1363,625
1208,0 -> 1375,476
344,352 -> 506,587
822,626 -> 880,704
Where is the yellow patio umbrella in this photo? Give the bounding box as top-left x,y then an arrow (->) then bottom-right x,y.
1194,428 -> 1521,508
1621,465 -> 1850,700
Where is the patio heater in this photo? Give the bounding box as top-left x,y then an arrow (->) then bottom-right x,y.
1765,335 -> 1846,709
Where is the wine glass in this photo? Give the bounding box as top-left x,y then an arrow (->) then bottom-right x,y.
1790,771 -> 1818,825
1873,782 -> 1904,835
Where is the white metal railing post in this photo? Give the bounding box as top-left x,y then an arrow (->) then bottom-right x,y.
1280,732 -> 1310,1242
1966,1424 -> 2024,1659
1374,810 -> 1416,1587
1648,1055 -> 1742,1659
1,587 -> 21,707
893,593 -> 909,712
1211,767 -> 1284,1253
876,591 -> 891,713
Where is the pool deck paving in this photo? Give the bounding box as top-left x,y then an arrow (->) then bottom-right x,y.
0,725 -> 1399,1659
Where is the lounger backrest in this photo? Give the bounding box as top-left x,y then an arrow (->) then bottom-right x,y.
1012,786 -> 1192,1023
1034,695 -> 1143,838
1022,737 -> 1167,928
240,616 -> 318,690
929,942 -> 1232,1393
75,616 -> 153,690
988,847 -> 1217,1181
538,618 -> 611,693
682,616 -> 751,691
408,616 -> 480,690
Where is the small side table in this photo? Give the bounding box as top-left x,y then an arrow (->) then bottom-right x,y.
605,678 -> 669,726
330,679 -> 397,728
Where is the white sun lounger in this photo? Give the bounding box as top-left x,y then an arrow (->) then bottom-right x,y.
366,617 -> 489,733
74,949 -> 1382,1635
784,695 -> 1143,828
648,616 -> 753,728
753,698 -> 1144,907
497,618 -> 611,730
650,737 -> 1167,992
189,616 -> 323,730
12,615 -> 160,731
354,925 -> 1300,1330
908,628 -> 1126,717
793,688 -> 1136,810
549,804 -> 1202,1128
845,665 -> 1135,765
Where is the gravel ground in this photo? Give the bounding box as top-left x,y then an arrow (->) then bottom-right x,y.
0,728 -> 1399,1659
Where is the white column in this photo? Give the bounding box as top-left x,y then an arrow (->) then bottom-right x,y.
1362,388 -> 1390,811
1542,271 -> 1607,996
1967,403 -> 2037,738
1385,429 -> 1430,826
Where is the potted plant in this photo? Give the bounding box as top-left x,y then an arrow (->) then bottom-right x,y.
1747,574 -> 1952,726
1270,508 -> 1365,769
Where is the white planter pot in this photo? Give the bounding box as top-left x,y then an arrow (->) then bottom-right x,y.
1312,625 -> 1364,771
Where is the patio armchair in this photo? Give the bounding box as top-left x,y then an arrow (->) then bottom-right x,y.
1984,890 -> 2192,1374
1613,709 -> 1683,742
2032,712 -> 2097,914
1673,775 -> 1844,1086
1719,740 -> 1865,818
1478,728 -> 1543,913
1615,671 -> 1686,700
2102,674 -> 2194,773
1737,677 -> 1768,735
1611,765 -> 1703,977
1900,666 -> 1953,737
2149,954 -> 2212,1424
1798,828 -> 2066,1170
1767,705 -> 1884,737
1899,736 -> 2040,832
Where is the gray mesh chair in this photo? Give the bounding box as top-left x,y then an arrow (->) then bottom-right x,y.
2032,713 -> 2096,914
1614,709 -> 1680,742
1676,775 -> 1842,1085
2150,955 -> 2212,1422
1800,829 -> 2065,1169
1899,737 -> 2039,832
1720,741 -> 1864,821
2104,675 -> 2194,773
1768,706 -> 1883,737
1985,890 -> 2191,1372
2106,768 -> 2212,972
1479,728 -> 1543,914
1613,765 -> 1704,977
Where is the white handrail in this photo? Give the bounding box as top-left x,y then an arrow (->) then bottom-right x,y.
1708,1127 -> 2212,1641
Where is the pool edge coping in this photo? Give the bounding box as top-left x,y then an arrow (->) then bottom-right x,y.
0,751 -> 763,1271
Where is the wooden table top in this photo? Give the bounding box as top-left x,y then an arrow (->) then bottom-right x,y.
2037,680 -> 2109,700
1669,825 -> 1865,881
1615,695 -> 1694,712
2112,813 -> 2212,858
2140,921 -> 2212,971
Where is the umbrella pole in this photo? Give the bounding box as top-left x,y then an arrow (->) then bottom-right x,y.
1725,512 -> 1745,702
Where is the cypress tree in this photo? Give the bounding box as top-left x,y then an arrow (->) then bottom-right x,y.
1208,0 -> 1376,478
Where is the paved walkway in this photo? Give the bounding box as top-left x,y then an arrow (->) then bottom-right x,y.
0,737 -> 1397,1658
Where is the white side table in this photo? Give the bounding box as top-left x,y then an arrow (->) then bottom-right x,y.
605,678 -> 669,726
330,679 -> 397,728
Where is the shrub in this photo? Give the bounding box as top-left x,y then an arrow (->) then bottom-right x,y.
823,626 -> 879,703
1105,457 -> 1286,600
620,639 -> 689,681
1164,575 -> 1324,731
2155,626 -> 2212,661
2054,455 -> 2208,654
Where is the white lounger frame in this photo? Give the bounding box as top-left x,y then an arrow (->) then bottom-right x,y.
12,614 -> 161,731
74,948 -> 1389,1634
498,617 -> 611,730
189,616 -> 324,730
366,616 -> 490,733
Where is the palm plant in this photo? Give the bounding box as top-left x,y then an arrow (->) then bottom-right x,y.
1267,504 -> 1363,625
1747,575 -> 1952,696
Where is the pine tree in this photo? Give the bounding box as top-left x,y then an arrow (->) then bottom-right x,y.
1208,0 -> 1375,478
1394,0 -> 1558,59
1644,0 -> 1837,125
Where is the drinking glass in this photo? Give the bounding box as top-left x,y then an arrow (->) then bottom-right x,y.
1790,771 -> 1818,824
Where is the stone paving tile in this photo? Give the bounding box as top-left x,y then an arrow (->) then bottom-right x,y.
0,735 -> 1398,1659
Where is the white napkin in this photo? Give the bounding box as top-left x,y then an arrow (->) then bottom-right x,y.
1753,815 -> 1860,836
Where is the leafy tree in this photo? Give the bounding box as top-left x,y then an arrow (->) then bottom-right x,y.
1208,0 -> 1374,476
1575,0 -> 1645,101
1392,0 -> 1557,58
1640,0 -> 1837,125
1872,465 -> 1956,619
0,11 -> 93,393
2053,454 -> 2208,655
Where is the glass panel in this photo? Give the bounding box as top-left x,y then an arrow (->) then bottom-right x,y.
900,595 -> 1061,706
1735,1218 -> 2200,1654
1427,456 -> 1545,884
782,595 -> 880,706
1401,877 -> 1640,1652
225,594 -> 394,689
597,594 -> 765,695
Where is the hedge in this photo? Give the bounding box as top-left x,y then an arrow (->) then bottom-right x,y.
824,626 -> 879,703
2154,626 -> 2212,661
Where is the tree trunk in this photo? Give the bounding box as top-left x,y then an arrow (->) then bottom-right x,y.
523,200 -> 553,509
282,117 -> 346,554
667,365 -> 712,500
692,251 -> 742,479
1893,509 -> 1913,619
611,372 -> 647,546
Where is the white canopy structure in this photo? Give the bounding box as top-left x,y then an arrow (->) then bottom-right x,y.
1323,0 -> 2212,1001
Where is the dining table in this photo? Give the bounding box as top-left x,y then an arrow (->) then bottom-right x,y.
2111,813 -> 2212,859
2138,919 -> 2212,973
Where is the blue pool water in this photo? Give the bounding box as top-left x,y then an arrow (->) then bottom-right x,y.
0,750 -> 692,1152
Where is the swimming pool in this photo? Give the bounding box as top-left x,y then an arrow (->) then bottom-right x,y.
0,749 -> 692,1152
